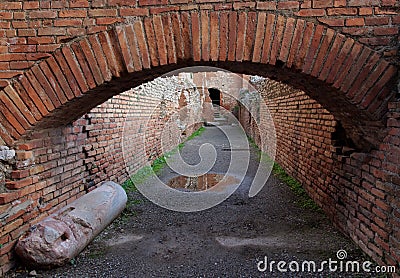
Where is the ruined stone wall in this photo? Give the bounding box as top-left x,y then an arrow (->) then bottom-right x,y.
239,77 -> 400,268
0,75 -> 204,275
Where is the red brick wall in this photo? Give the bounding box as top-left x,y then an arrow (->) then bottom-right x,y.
0,77 -> 204,275
0,1 -> 397,87
239,77 -> 400,268
0,10 -> 396,151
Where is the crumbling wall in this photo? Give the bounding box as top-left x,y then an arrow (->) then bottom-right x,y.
0,75 -> 204,274
239,77 -> 400,268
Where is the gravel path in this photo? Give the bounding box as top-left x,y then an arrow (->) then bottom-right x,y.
10,126 -> 371,278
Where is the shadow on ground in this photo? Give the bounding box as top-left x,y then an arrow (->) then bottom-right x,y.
8,126 -> 372,278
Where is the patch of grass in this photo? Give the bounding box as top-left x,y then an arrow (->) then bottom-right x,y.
186,126 -> 205,141
122,126 -> 206,193
272,162 -> 321,211
118,127 -> 206,223
247,136 -> 321,212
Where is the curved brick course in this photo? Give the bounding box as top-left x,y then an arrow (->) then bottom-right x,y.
0,11 -> 397,150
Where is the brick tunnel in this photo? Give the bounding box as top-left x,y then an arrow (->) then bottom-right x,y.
0,1 -> 399,275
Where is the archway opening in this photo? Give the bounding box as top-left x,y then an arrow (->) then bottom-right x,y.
208,88 -> 221,106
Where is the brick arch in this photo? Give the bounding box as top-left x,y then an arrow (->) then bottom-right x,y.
0,11 -> 397,150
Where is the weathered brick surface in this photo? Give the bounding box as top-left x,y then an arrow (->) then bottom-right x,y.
240,77 -> 400,271
0,6 -> 398,275
0,11 -> 396,147
0,76 -> 206,274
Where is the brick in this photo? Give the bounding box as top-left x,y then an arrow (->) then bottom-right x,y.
143,17 -> 159,67
109,0 -> 136,5
342,27 -> 369,36
270,15 -> 286,65
326,37 -> 354,84
340,47 -> 371,92
256,1 -> 276,10
152,15 -> 168,65
359,7 -> 373,15
244,12 -> 256,62
218,12 -> 228,61
181,12 -> 193,59
29,11 -> 57,19
348,0 -> 379,6
209,12 -> 219,62
1,219 -> 23,238
18,184 -> 36,198
0,2 -> 22,10
333,43 -> 362,88
139,0 -> 168,5
80,39 -> 105,85
12,81 -> 42,121
235,12 -> 246,62
260,14 -> 275,64
53,49 -> 83,97
61,46 -> 90,92
358,37 -> 391,46
252,12 -> 266,63
44,56 -> 75,101
191,12 -> 201,62
302,24 -> 324,74
365,17 -> 390,26
23,1 -> 39,9
318,18 -> 344,27
125,24 -> 143,71
150,6 -> 179,14
5,177 -> 33,190
200,11 -> 210,62
120,8 -> 149,17
54,19 -> 83,27
3,85 -> 36,125
0,95 -> 25,135
25,70 -> 56,113
327,8 -> 357,15
233,2 -> 255,10
286,18 -> 304,68
162,15 -> 176,64
133,21 -> 151,69
355,60 -> 389,104
346,18 -> 365,26
277,1 -> 299,9
347,52 -> 379,99
297,9 -> 325,17
294,21 -> 314,69
62,43 -> 96,92
11,169 -> 30,179
373,27 -> 398,36
31,65 -> 63,109
313,0 -> 332,8
59,10 -> 87,18
35,62 -> 67,104
89,9 -> 118,17
70,0 -> 89,8
104,30 -> 126,76
364,65 -> 397,111
9,45 -> 36,53
318,33 -> 344,81
0,121 -> 14,146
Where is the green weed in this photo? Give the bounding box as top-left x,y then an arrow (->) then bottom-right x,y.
122,126 -> 206,192
248,136 -> 321,212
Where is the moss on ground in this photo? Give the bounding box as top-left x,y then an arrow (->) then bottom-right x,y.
248,136 -> 321,212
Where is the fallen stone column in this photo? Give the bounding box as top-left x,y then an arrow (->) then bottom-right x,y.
15,181 -> 127,268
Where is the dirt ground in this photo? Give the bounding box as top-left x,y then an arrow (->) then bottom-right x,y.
8,126 -> 373,278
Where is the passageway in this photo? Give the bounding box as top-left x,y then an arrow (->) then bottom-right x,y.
31,122 -> 370,277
